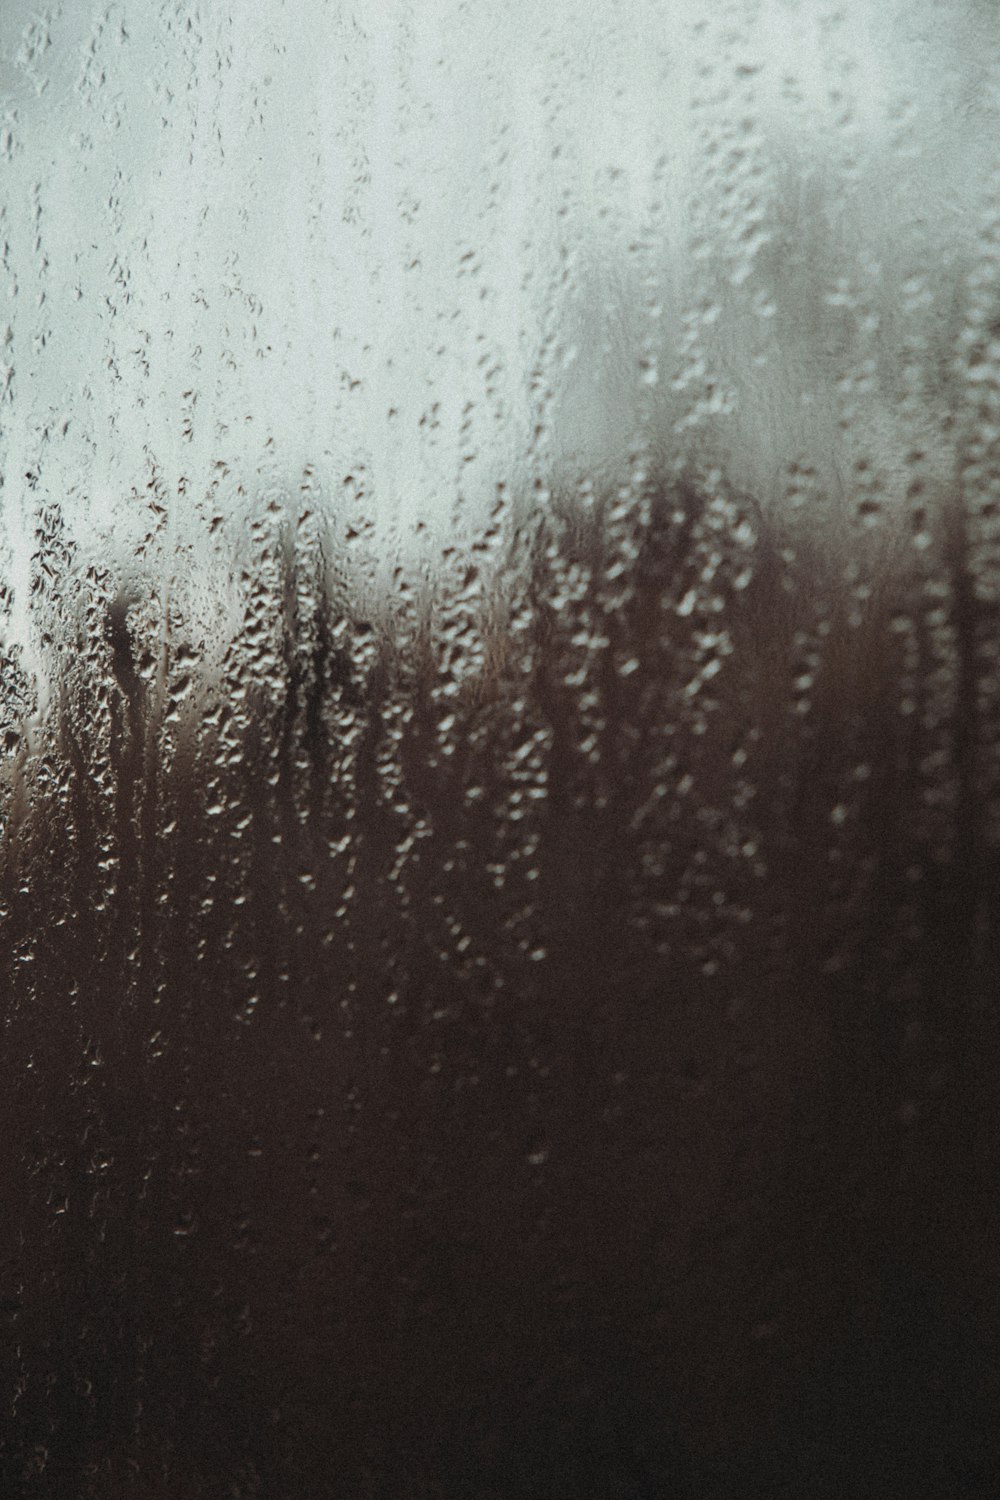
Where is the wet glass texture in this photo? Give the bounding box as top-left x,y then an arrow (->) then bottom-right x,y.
1,2 -> 999,1494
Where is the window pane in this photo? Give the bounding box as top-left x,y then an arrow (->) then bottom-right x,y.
1,2 -> 998,1494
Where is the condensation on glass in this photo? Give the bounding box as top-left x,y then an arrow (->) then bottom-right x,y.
1,3 -> 998,1495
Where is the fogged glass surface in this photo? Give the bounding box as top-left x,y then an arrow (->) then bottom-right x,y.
1,3 -> 998,1495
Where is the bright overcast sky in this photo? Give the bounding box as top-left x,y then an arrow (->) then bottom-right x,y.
0,0 -> 996,614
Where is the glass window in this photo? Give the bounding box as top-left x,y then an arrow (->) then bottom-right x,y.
1,2 -> 998,1493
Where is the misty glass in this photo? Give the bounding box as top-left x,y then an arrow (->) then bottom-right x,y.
1,3 -> 998,1495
